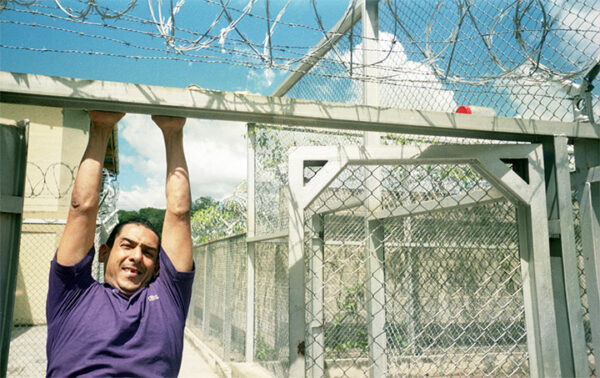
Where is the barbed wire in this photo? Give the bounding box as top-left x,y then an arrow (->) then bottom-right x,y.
24,162 -> 76,199
1,0 -> 598,93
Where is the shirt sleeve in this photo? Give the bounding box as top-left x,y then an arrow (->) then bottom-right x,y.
46,247 -> 95,324
155,247 -> 195,318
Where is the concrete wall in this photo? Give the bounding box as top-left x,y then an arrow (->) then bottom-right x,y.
0,103 -> 89,219
1,103 -> 89,325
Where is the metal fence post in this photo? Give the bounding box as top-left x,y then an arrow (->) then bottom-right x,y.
362,1 -> 387,375
288,151 -> 307,378
203,245 -> 212,336
0,120 -> 28,377
223,239 -> 233,361
541,136 -> 588,376
246,123 -> 256,362
403,218 -> 419,353
366,218 -> 386,377
514,150 -> 562,377
574,139 -> 600,372
309,214 -> 325,377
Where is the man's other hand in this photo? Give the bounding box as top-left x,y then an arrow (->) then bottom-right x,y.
152,115 -> 186,133
88,110 -> 125,129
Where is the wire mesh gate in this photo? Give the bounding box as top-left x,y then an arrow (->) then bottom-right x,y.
287,144 -> 561,377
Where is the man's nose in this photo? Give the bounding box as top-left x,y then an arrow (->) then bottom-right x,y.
129,247 -> 143,262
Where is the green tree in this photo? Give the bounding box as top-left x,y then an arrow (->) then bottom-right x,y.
117,207 -> 166,235
191,196 -> 217,213
190,200 -> 245,243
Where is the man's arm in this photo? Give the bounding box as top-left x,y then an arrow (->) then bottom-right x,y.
153,115 -> 193,272
56,111 -> 124,266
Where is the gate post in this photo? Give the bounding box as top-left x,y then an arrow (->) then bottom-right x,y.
288,154 -> 306,378
309,214 -> 325,377
0,120 -> 29,377
246,123 -> 256,362
541,136 -> 587,377
503,149 -> 562,377
574,139 -> 600,372
366,218 -> 386,377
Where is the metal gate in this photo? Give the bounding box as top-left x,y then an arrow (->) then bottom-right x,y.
0,120 -> 29,377
287,144 -> 562,377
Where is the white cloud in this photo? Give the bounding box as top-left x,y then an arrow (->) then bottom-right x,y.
495,2 -> 600,122
340,32 -> 457,112
550,1 -> 600,65
117,114 -> 247,210
246,68 -> 281,93
118,177 -> 166,210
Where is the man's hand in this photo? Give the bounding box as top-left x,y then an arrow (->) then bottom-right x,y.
152,115 -> 186,134
89,111 -> 125,130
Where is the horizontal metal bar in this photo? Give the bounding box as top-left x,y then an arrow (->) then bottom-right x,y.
272,1 -> 362,97
192,232 -> 246,247
21,218 -> 67,224
2,72 -> 599,141
369,189 -> 504,221
0,195 -> 23,214
323,240 -> 517,250
246,230 -> 289,243
316,194 -> 366,215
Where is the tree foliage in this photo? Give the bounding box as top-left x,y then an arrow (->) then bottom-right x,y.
118,207 -> 166,235
118,194 -> 245,244
191,199 -> 245,243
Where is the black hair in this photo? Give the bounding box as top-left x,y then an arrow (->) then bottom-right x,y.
105,218 -> 161,251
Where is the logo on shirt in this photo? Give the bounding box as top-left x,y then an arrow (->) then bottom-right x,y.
148,295 -> 160,302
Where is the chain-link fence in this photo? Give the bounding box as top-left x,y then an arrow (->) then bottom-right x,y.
253,124 -> 362,237
7,221 -> 64,377
303,163 -> 528,376
188,234 -> 248,362
179,123 -> 599,377
574,203 -> 596,378
280,1 -> 599,124
253,240 -> 290,376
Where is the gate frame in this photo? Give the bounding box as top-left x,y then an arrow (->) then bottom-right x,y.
287,143 -> 562,377
573,139 -> 600,373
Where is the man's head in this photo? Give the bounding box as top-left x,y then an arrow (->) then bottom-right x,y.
99,219 -> 160,296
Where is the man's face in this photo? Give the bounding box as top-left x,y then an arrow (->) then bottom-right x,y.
101,224 -> 159,296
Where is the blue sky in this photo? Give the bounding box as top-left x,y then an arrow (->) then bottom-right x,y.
0,0 -> 351,209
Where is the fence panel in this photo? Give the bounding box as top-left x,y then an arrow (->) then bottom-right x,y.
7,222 -> 63,377
253,240 -> 289,376
188,235 -> 247,362
302,159 -> 532,377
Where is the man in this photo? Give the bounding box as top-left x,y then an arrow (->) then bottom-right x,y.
46,111 -> 194,377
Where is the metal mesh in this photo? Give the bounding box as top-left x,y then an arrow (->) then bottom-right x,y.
286,20 -> 363,104
8,222 -> 63,377
304,163 -> 529,377
573,202 -> 596,377
253,125 -> 362,236
281,1 -> 600,123
187,234 -> 248,362
253,240 -> 290,376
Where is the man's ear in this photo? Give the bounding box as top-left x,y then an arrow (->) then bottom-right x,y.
99,244 -> 109,263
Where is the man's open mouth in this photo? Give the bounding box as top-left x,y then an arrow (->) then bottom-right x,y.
122,267 -> 141,277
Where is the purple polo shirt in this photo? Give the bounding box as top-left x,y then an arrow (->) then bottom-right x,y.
46,246 -> 194,378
